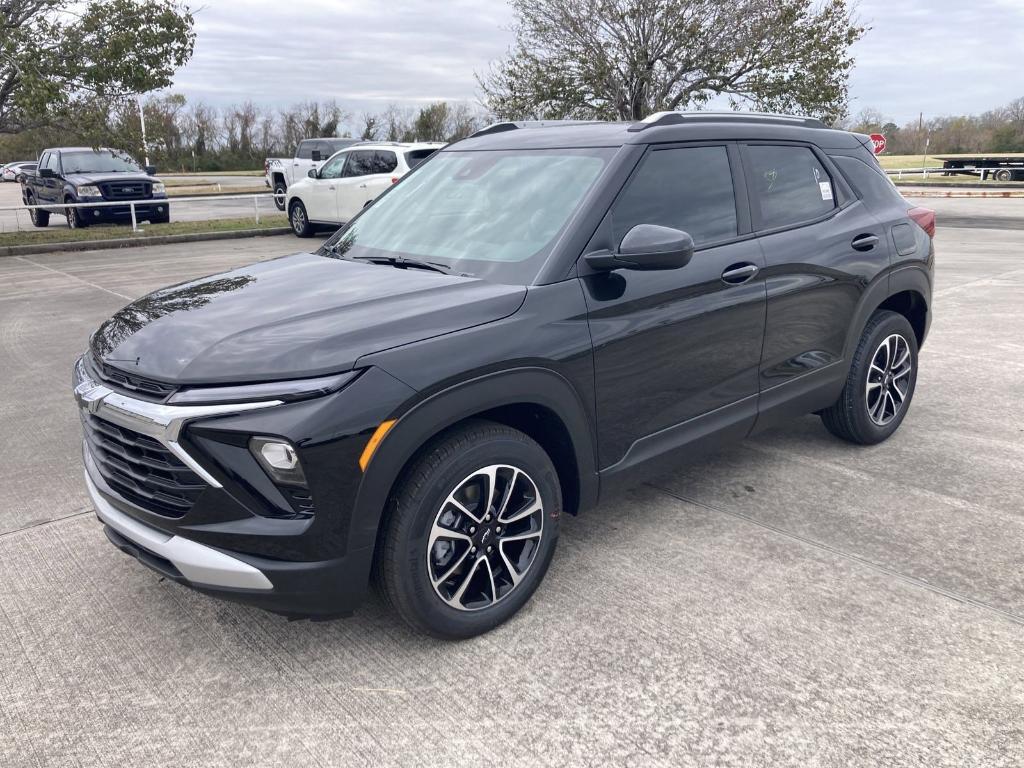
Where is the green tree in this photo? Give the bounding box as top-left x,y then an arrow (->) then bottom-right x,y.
0,0 -> 195,134
479,0 -> 864,124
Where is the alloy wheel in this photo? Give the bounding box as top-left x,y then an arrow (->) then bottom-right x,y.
865,333 -> 912,426
426,464 -> 544,611
291,204 -> 306,233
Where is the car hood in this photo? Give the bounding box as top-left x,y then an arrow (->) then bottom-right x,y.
65,172 -> 158,186
90,252 -> 527,384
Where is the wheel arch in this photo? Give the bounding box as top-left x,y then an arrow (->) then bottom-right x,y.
350,367 -> 599,554
843,265 -> 931,365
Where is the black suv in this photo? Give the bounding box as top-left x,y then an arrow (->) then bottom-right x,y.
73,113 -> 934,638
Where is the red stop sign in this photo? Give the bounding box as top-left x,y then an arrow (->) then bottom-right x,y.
870,133 -> 886,154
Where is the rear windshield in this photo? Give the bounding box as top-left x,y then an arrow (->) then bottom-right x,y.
321,148 -> 613,284
61,150 -> 142,174
405,148 -> 439,169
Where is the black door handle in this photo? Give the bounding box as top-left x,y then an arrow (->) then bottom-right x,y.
852,233 -> 880,251
721,263 -> 759,284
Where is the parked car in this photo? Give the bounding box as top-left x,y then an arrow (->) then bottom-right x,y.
265,138 -> 364,211
286,142 -> 443,236
2,161 -> 36,182
21,147 -> 169,228
13,163 -> 37,183
73,113 -> 934,639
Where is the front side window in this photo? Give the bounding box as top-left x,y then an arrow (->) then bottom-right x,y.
611,145 -> 738,248
747,144 -> 836,229
318,152 -> 348,179
322,148 -> 613,284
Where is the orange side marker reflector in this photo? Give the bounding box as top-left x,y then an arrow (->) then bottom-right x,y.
359,419 -> 396,472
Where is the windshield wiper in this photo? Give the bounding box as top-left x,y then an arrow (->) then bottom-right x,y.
349,255 -> 455,275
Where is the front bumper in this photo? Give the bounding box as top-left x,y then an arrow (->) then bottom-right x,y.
77,199 -> 170,223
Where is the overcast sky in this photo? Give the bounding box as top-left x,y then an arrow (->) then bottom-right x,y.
172,0 -> 1024,126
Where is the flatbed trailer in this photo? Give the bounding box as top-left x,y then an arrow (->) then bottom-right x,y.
935,154 -> 1024,182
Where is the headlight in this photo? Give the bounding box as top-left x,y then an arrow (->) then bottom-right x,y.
167,370 -> 358,405
152,182 -> 166,195
76,185 -> 101,197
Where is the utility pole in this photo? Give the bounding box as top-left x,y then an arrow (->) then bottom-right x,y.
138,96 -> 150,168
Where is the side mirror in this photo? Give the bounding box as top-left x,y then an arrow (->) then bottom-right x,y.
145,165 -> 157,176
311,150 -> 323,162
39,167 -> 55,179
307,168 -> 318,178
585,224 -> 695,271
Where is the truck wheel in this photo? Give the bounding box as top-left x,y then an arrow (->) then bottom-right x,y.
273,180 -> 287,211
289,200 -> 313,237
820,310 -> 918,445
376,419 -> 561,639
65,198 -> 88,229
994,169 -> 1012,182
27,195 -> 49,227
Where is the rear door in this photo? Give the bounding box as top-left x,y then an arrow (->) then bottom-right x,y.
583,142 -> 767,473
742,142 -> 889,406
335,150 -> 397,220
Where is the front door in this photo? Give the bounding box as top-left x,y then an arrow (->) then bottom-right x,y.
303,151 -> 348,222
582,143 -> 767,473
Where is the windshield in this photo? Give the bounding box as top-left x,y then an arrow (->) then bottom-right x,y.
61,150 -> 143,174
320,148 -> 613,283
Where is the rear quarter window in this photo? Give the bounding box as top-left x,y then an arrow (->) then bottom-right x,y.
830,154 -> 908,214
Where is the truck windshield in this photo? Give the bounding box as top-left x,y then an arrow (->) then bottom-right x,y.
61,150 -> 143,174
320,148 -> 613,284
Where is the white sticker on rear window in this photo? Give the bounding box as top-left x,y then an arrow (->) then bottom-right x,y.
820,181 -> 833,201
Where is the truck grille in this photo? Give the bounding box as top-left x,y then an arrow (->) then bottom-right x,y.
82,412 -> 205,518
100,181 -> 152,200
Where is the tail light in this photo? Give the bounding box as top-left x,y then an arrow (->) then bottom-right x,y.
908,206 -> 935,238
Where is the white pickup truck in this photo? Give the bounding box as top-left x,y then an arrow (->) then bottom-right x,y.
265,138 -> 362,210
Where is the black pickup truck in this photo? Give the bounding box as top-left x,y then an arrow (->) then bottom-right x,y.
21,147 -> 170,229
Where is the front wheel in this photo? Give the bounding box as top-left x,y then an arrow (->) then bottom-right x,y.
821,310 -> 918,445
377,420 -> 561,639
65,199 -> 88,229
289,199 -> 313,237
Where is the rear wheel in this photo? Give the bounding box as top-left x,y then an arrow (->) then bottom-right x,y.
273,180 -> 287,211
994,169 -> 1012,183
821,310 -> 918,445
289,199 -> 313,237
377,420 -> 561,639
27,195 -> 49,227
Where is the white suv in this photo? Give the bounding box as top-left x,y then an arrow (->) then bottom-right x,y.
286,142 -> 443,237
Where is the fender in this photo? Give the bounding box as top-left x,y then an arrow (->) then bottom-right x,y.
348,366 -> 600,554
841,263 -> 931,368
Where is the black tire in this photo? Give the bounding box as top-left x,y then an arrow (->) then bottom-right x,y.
27,195 -> 49,227
289,199 -> 313,237
820,310 -> 918,445
65,198 -> 88,229
377,419 -> 561,639
273,180 -> 287,211
994,169 -> 1012,183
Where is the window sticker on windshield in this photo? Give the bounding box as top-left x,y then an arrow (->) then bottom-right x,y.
819,182 -> 833,201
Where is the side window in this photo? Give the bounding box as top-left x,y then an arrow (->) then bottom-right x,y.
830,154 -> 906,213
746,145 -> 835,229
318,152 -> 348,179
38,153 -> 49,171
373,151 -> 398,174
46,153 -> 61,172
343,150 -> 377,177
611,145 -> 738,247
295,140 -> 314,160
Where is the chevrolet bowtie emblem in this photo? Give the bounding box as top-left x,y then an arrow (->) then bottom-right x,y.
74,379 -> 107,414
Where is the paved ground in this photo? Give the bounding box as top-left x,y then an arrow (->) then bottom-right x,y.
1,217 -> 1023,766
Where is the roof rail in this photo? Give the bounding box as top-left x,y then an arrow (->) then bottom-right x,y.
627,111 -> 828,132
469,119 -> 606,138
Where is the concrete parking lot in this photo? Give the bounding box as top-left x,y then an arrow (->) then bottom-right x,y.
1,209 -> 1023,766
